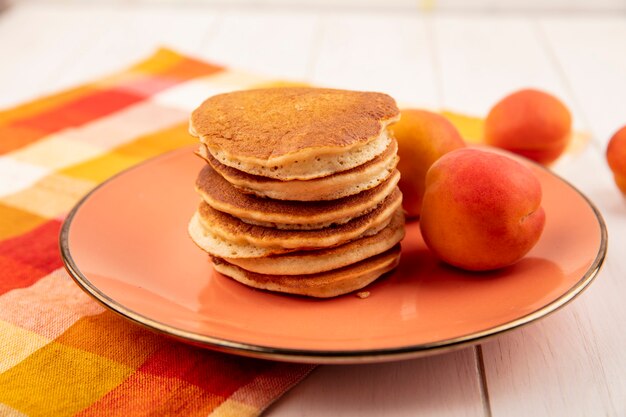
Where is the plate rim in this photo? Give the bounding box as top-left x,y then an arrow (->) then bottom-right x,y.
59,146 -> 608,364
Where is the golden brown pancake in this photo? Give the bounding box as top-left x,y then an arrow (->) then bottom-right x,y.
196,139 -> 399,201
188,211 -> 292,258
188,206 -> 395,259
224,210 -> 405,274
212,245 -> 401,298
190,87 -> 400,180
195,187 -> 402,250
195,162 -> 400,230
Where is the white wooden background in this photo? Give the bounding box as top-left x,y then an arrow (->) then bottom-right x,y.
1,3 -> 625,416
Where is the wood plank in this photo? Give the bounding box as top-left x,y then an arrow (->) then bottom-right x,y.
0,3 -> 219,109
311,12 -> 439,108
433,14 -> 576,120
202,9 -> 319,80
45,5 -> 219,92
0,4 -> 103,108
269,350 -> 485,417
538,16 -> 626,147
434,14 -> 624,416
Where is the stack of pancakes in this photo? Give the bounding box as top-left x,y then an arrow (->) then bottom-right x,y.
188,87 -> 405,298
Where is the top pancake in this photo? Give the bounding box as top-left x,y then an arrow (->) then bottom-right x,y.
190,87 -> 400,179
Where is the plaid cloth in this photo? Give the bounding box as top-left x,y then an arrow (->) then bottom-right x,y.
0,48 -> 314,417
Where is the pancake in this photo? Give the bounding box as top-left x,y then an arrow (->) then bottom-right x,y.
212,245 -> 401,298
204,129 -> 392,181
195,162 -> 400,230
188,211 -> 293,258
197,139 -> 399,201
188,205 -> 395,259
190,87 -> 400,180
195,187 -> 402,250
224,209 -> 405,275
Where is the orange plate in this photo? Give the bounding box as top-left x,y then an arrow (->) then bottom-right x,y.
60,146 -> 607,364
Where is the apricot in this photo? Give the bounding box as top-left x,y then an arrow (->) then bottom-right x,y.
607,125 -> 626,195
484,89 -> 572,165
420,148 -> 546,271
391,109 -> 465,218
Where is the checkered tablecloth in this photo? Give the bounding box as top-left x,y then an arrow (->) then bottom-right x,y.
0,48 -> 314,417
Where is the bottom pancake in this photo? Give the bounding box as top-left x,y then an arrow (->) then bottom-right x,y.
212,245 -> 401,298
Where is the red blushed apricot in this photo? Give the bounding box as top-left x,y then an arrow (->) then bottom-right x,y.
391,109 -> 465,219
420,148 -> 546,271
484,89 -> 572,165
607,125 -> 626,195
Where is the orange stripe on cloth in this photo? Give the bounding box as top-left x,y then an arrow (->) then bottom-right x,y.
0,219 -> 63,294
56,312 -> 166,369
11,89 -> 144,133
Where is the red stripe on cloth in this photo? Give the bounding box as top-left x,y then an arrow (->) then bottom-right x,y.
0,90 -> 144,154
12,89 -> 145,133
0,219 -> 63,295
138,343 -> 273,398
0,257 -> 48,295
74,370 -> 224,417
8,57 -> 223,134
0,55 -> 224,155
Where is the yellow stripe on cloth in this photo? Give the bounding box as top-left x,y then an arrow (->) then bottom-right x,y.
59,151 -> 144,183
0,320 -> 49,373
0,173 -> 96,219
441,110 -> 485,144
55,312 -> 167,369
0,203 -> 48,240
0,342 -> 134,416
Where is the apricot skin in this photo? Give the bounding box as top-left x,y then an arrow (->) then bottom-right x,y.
391,109 -> 465,218
606,125 -> 626,195
484,89 -> 572,165
419,148 -> 546,271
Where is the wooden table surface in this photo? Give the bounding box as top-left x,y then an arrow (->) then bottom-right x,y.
1,3 -> 624,416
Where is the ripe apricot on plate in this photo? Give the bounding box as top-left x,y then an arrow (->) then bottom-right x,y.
484,89 -> 572,165
606,125 -> 626,195
420,148 -> 546,271
391,109 -> 465,218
